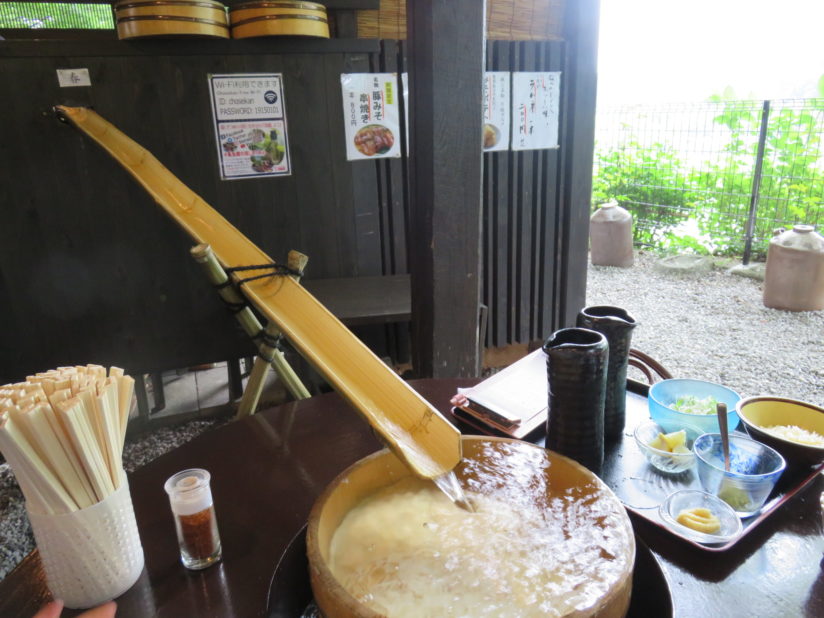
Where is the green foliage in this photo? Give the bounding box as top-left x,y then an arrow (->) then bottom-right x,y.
0,3 -> 114,29
593,100 -> 824,257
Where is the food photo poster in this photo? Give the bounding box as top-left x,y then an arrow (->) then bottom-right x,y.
208,73 -> 292,180
341,73 -> 402,161
483,72 -> 511,152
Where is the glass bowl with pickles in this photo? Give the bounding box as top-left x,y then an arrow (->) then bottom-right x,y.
659,489 -> 743,544
634,420 -> 701,474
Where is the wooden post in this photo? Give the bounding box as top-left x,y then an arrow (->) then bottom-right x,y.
558,0 -> 601,327
407,0 -> 486,378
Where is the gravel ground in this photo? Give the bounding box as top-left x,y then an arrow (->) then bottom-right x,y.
1,253 -> 821,580
587,251 -> 824,407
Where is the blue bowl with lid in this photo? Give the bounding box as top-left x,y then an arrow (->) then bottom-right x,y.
649,379 -> 741,435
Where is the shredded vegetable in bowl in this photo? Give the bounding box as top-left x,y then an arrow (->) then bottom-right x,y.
762,425 -> 824,447
672,395 -> 720,416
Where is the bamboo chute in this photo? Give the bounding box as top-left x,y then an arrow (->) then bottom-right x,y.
54,105 -> 462,481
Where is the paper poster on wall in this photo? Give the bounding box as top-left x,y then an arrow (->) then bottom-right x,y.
401,72 -> 409,155
511,71 -> 561,151
483,71 -> 511,151
208,73 -> 291,180
341,73 -> 401,161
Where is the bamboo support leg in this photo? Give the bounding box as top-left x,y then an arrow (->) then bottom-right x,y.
190,244 -> 310,418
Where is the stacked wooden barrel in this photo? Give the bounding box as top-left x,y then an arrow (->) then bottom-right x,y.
229,1 -> 329,39
114,0 -> 230,39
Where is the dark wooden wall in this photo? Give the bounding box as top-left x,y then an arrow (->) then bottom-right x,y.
0,3 -> 599,382
483,39 -> 564,347
0,38 -> 393,382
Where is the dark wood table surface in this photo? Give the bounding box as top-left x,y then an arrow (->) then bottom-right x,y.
1,378 -> 823,617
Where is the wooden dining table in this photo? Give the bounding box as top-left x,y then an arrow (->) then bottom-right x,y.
1,378 -> 823,617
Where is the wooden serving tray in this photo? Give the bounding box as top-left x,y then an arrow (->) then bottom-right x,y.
604,381 -> 824,552
451,380 -> 824,552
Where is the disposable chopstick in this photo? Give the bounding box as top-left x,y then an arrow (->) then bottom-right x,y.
40,403 -> 101,508
0,432 -> 53,514
96,382 -> 123,487
76,387 -> 114,479
0,413 -> 77,514
110,370 -> 134,447
54,398 -> 115,502
12,404 -> 96,509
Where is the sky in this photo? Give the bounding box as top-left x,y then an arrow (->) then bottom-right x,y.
596,0 -> 824,106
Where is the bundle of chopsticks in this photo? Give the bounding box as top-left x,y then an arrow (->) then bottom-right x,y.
0,365 -> 135,515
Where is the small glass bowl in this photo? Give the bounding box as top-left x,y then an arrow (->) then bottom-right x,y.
693,433 -> 786,517
634,420 -> 697,474
659,489 -> 743,545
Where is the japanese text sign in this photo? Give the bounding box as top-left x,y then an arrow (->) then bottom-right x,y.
341,73 -> 401,161
483,72 -> 511,152
511,72 -> 560,151
208,73 -> 291,180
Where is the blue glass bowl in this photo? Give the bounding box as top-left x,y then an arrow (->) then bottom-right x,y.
649,379 -> 742,435
693,432 -> 786,517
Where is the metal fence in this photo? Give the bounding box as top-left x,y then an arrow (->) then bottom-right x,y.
592,99 -> 824,261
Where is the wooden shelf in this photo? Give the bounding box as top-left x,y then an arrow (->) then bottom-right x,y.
0,37 -> 380,57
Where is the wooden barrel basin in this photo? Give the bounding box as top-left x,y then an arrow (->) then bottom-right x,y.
307,436 -> 636,617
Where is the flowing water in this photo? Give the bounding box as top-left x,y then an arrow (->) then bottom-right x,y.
433,470 -> 475,512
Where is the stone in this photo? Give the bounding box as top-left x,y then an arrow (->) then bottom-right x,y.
727,262 -> 766,281
653,254 -> 713,276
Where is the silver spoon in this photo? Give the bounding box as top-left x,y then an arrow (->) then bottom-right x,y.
717,402 -> 730,472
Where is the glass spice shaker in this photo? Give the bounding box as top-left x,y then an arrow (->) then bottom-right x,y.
164,469 -> 222,570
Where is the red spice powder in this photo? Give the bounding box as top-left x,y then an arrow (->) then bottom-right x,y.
179,507 -> 215,559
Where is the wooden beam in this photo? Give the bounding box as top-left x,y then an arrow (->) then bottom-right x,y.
407,0 -> 485,378
558,0 -> 600,327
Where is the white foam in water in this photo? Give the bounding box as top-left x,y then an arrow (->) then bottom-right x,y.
329,442 -> 632,617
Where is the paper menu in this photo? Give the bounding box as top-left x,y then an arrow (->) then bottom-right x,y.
511,71 -> 560,151
341,73 -> 402,161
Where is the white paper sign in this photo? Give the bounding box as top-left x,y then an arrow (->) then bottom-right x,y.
57,68 -> 91,88
208,73 -> 291,180
401,72 -> 409,156
483,72 -> 511,151
511,72 -> 561,151
341,73 -> 401,161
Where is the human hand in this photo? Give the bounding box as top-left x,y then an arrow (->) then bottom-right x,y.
33,599 -> 116,618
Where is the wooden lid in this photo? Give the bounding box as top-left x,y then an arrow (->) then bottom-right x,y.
230,0 -> 325,10
116,14 -> 228,27
115,0 -> 227,9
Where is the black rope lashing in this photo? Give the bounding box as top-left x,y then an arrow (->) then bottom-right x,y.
252,329 -> 284,350
224,263 -> 303,288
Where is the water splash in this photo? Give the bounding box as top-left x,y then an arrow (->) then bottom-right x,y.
433,470 -> 475,512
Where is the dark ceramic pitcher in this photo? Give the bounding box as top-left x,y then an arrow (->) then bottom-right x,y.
576,305 -> 637,442
543,328 -> 608,473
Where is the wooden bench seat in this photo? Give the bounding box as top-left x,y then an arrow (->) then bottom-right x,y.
302,274 -> 411,326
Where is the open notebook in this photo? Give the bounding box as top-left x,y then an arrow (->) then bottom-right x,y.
451,349 -> 548,439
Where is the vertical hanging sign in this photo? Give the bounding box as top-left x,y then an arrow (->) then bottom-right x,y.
511,72 -> 561,151
482,71 -> 511,151
341,73 -> 401,160
208,73 -> 291,180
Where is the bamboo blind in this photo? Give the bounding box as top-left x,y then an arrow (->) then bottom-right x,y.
356,0 -> 565,41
